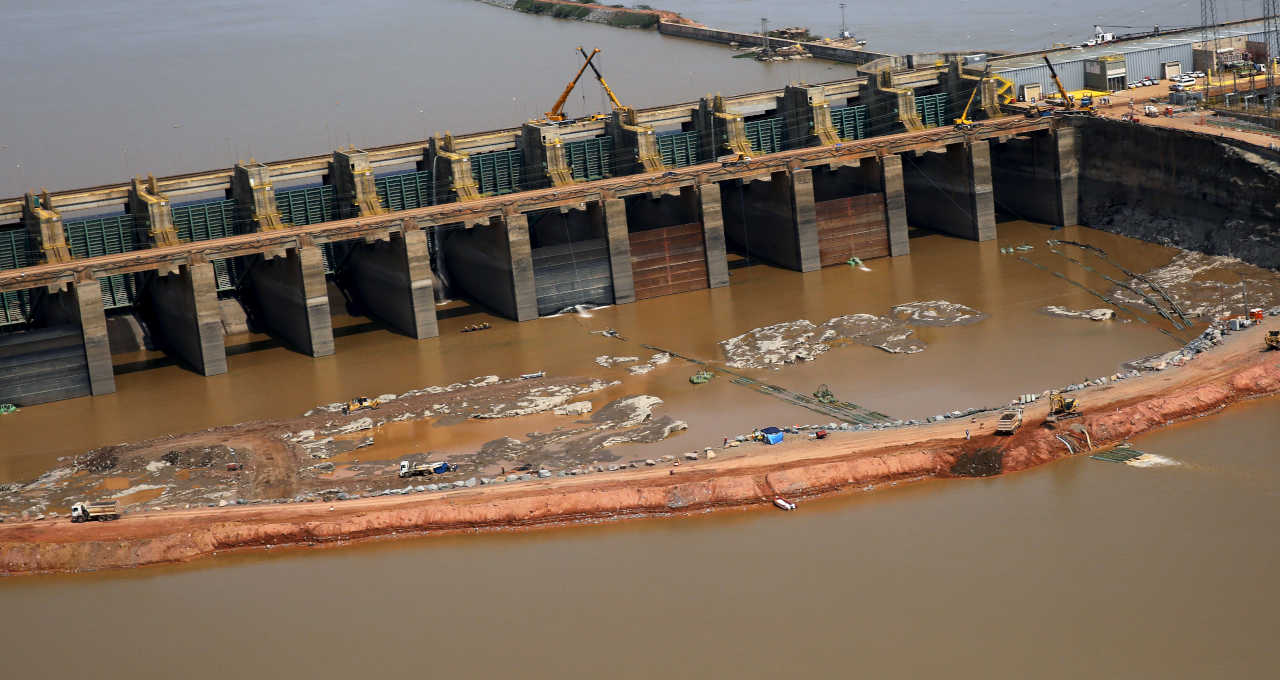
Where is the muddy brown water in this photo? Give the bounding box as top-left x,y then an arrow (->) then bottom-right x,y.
6,221 -> 1275,487
1,394 -> 1275,678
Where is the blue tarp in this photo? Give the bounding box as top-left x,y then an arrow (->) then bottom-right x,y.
760,426 -> 783,435
764,432 -> 784,445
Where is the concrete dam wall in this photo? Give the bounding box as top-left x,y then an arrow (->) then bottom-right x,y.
1076,118 -> 1280,270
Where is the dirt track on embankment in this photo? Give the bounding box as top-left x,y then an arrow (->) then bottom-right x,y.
2,320 -> 1278,576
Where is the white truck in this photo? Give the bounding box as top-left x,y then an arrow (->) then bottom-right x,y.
995,408 -> 1023,435
70,500 -> 120,523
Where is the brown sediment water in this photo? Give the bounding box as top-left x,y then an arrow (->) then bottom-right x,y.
3,221 -> 1275,486
0,394 -> 1275,678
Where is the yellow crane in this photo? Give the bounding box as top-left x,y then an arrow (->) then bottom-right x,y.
545,47 -> 601,122
1041,55 -> 1094,113
578,46 -> 624,112
954,66 -> 1016,128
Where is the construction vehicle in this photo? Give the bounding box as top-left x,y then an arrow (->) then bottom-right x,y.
578,46 -> 624,115
343,396 -> 380,415
1143,104 -> 1159,117
399,460 -> 457,478
813,384 -> 837,404
995,408 -> 1023,434
689,369 -> 714,384
1266,330 -> 1280,350
70,500 -> 120,523
954,65 -> 1013,129
1042,56 -> 1094,114
544,47 -> 601,122
1044,393 -> 1081,425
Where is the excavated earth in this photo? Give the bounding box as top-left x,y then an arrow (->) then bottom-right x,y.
1,317 -> 1277,577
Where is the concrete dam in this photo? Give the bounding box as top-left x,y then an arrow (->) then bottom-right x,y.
1,56 -> 1259,408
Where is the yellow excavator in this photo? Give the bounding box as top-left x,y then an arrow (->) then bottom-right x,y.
545,47 -> 601,122
1044,393 -> 1081,426
955,65 -> 1016,130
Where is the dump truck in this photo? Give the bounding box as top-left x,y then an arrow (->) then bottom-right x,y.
995,408 -> 1023,434
399,460 -> 456,478
1266,330 -> 1280,350
1044,393 -> 1081,425
70,500 -> 120,523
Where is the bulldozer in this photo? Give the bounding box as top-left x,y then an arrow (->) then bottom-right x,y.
1044,393 -> 1081,426
1266,330 -> 1279,350
343,396 -> 380,415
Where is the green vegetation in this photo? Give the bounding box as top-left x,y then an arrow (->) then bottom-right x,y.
513,0 -> 592,19
607,12 -> 658,28
511,0 -> 660,28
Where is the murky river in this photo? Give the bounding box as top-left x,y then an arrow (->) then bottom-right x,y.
3,2 -> 1279,675
2,394 -> 1275,678
1,221 -> 1222,482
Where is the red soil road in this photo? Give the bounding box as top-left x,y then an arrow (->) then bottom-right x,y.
2,320 -> 1278,576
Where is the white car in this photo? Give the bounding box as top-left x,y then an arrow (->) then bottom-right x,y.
1174,74 -> 1195,83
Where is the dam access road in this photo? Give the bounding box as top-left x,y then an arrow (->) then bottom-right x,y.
2,314 -> 1276,576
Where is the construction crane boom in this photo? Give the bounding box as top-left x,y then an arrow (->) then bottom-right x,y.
546,47 -> 600,122
578,46 -> 624,111
1042,55 -> 1074,105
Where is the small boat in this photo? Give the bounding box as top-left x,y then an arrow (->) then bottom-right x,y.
520,371 -> 546,380
773,497 -> 797,511
689,369 -> 714,384
461,322 -> 491,333
0,403 -> 17,415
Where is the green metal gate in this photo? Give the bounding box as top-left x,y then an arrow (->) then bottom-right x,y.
64,214 -> 140,310
276,185 -> 338,273
375,170 -> 435,211
172,198 -> 245,293
657,130 -> 700,168
564,137 -> 613,181
0,226 -> 31,326
743,116 -> 784,154
470,149 -> 523,195
276,185 -> 337,226
172,198 -> 238,242
831,105 -> 868,140
915,93 -> 951,128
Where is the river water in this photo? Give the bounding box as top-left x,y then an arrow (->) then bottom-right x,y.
3,2 -> 1279,675
2,394 -> 1276,678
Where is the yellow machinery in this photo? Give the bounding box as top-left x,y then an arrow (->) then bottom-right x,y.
1042,56 -> 1094,113
343,396 -> 380,415
955,66 -> 1017,128
1266,330 -> 1279,350
1044,393 -> 1081,425
545,47 -> 601,122
578,46 -> 625,112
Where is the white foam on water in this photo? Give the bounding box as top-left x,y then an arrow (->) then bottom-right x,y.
1125,454 -> 1182,468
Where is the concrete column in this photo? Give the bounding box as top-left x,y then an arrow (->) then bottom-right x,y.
231,162 -> 285,231
695,96 -> 752,161
594,198 -> 635,304
778,84 -> 841,149
881,154 -> 910,256
247,244 -> 334,356
128,176 -> 181,249
46,279 -> 116,395
790,169 -> 822,271
329,149 -> 387,219
22,191 -> 72,264
505,214 -> 540,321
901,141 -> 996,242
146,261 -> 227,376
344,229 -> 439,339
606,107 -> 665,176
424,134 -> 481,202
520,123 -> 574,189
697,184 -> 729,288
1055,126 -> 1080,227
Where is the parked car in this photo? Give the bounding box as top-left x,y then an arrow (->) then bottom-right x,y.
1169,83 -> 1186,92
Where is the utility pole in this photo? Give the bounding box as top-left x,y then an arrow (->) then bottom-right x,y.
839,3 -> 849,38
1202,0 -> 1221,94
761,17 -> 769,54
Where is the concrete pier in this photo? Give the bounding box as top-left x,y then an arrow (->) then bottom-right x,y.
145,261 -> 227,375
245,243 -> 334,356
902,141 -> 996,241
424,134 -> 481,203
882,155 -> 910,257
343,229 -> 439,339
444,214 -> 539,321
232,162 -> 285,231
721,170 -> 821,272
697,183 -> 730,288
128,176 -> 181,249
22,191 -> 72,264
329,149 -> 387,219
39,279 -> 116,396
593,198 -> 636,305
991,127 -> 1079,227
